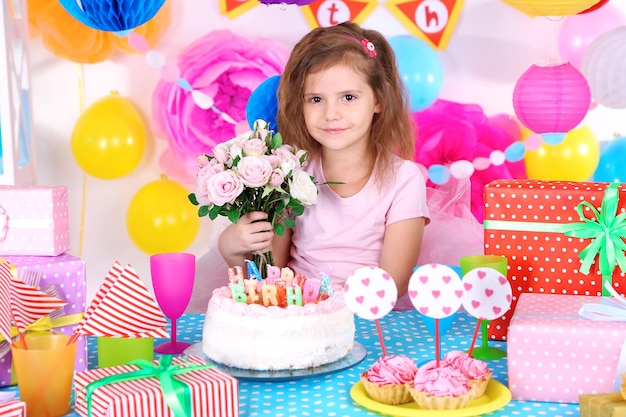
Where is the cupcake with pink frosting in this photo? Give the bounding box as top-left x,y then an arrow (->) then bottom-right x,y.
408,360 -> 472,409
442,350 -> 492,400
360,355 -> 418,404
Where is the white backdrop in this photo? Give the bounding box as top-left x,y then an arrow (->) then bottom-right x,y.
27,0 -> 626,302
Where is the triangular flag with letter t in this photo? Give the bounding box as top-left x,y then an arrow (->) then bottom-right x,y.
302,0 -> 377,29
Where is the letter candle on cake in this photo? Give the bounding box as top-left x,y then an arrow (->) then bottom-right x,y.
344,266 -> 398,357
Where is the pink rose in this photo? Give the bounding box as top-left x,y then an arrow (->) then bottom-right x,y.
242,139 -> 267,157
206,170 -> 244,206
237,156 -> 273,187
195,160 -> 226,205
269,169 -> 284,187
213,142 -> 231,164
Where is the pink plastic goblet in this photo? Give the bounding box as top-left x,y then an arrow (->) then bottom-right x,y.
150,252 -> 195,354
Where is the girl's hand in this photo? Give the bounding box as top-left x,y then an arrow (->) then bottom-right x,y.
218,212 -> 274,267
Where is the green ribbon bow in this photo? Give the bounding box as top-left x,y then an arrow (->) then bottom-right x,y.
561,182 -> 626,296
83,355 -> 213,417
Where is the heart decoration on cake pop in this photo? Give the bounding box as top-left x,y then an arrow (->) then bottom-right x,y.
344,266 -> 397,356
460,267 -> 512,357
408,264 -> 463,366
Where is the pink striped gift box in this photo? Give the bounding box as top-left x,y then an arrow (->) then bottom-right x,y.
0,399 -> 26,417
74,355 -> 239,417
0,186 -> 70,256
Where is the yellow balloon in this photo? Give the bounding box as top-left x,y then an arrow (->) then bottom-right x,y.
126,178 -> 200,255
71,92 -> 146,179
524,125 -> 600,181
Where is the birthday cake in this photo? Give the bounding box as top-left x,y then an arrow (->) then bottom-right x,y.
202,265 -> 355,371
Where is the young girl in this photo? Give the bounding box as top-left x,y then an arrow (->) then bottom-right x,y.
218,21 -> 430,307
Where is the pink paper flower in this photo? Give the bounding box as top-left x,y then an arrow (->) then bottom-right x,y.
413,100 -> 527,222
152,30 -> 289,184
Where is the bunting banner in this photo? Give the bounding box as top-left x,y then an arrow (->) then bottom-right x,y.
386,0 -> 465,50
219,0 -> 259,19
301,0 -> 378,29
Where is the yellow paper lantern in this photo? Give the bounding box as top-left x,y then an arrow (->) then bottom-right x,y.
500,0 -> 602,17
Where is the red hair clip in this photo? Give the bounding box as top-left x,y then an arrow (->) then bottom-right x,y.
360,39 -> 377,58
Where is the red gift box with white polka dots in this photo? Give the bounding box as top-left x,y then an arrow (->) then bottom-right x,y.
508,293 -> 626,403
484,179 -> 626,341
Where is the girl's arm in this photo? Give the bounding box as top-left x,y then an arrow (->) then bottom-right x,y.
217,211 -> 275,268
271,226 -> 293,269
379,217 -> 426,296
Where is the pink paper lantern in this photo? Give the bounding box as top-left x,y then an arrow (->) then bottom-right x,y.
512,62 -> 590,135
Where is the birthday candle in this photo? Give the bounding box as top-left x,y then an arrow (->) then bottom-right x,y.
280,267 -> 294,284
229,283 -> 247,303
275,280 -> 287,307
261,284 -> 278,306
228,266 -> 244,284
294,272 -> 307,288
320,273 -> 333,297
244,279 -> 260,304
267,265 -> 280,284
246,259 -> 263,281
286,285 -> 303,306
303,278 -> 321,303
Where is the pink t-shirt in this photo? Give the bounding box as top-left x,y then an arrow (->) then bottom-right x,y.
288,155 -> 430,285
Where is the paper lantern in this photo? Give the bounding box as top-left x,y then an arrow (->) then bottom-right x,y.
58,0 -> 166,32
581,26 -> 626,109
501,0 -> 602,17
513,63 -> 590,136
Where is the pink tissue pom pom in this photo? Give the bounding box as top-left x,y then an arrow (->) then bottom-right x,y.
413,100 -> 527,222
151,30 -> 289,184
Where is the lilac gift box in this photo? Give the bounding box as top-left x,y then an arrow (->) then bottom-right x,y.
0,186 -> 70,256
507,293 -> 626,403
0,253 -> 87,387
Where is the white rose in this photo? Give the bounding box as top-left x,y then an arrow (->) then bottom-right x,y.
289,170 -> 318,206
280,159 -> 296,177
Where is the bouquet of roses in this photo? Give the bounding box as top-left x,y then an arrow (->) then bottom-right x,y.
188,120 -> 319,277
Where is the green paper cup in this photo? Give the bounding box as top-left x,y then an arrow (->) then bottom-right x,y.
11,334 -> 76,417
460,255 -> 508,276
97,337 -> 154,368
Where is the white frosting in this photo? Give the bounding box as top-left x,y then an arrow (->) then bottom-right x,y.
202,287 -> 356,370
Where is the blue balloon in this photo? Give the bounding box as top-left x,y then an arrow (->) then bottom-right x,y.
593,136 -> 626,182
246,75 -> 281,132
58,0 -> 166,32
388,36 -> 444,112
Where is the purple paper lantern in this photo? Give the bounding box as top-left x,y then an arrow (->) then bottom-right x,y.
512,62 -> 591,137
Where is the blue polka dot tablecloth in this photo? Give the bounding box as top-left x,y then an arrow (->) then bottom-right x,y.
3,311 -> 581,417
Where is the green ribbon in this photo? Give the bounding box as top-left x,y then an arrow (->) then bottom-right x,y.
82,355 -> 213,417
484,182 -> 626,296
560,182 -> 626,296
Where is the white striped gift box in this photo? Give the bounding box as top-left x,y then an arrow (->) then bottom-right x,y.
0,399 -> 26,417
74,355 -> 239,417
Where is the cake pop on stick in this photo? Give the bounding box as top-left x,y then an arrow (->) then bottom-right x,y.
344,267 -> 398,357
408,264 -> 463,367
460,267 -> 512,357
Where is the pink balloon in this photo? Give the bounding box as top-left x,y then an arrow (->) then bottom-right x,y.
558,3 -> 626,69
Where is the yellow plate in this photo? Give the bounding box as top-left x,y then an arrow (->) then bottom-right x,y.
350,379 -> 511,417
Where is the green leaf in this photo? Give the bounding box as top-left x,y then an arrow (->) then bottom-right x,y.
228,209 -> 241,224
284,217 -> 296,228
209,205 -> 221,220
188,193 -> 199,205
291,205 -> 305,217
274,222 -> 285,236
272,132 -> 283,149
198,205 -> 210,217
